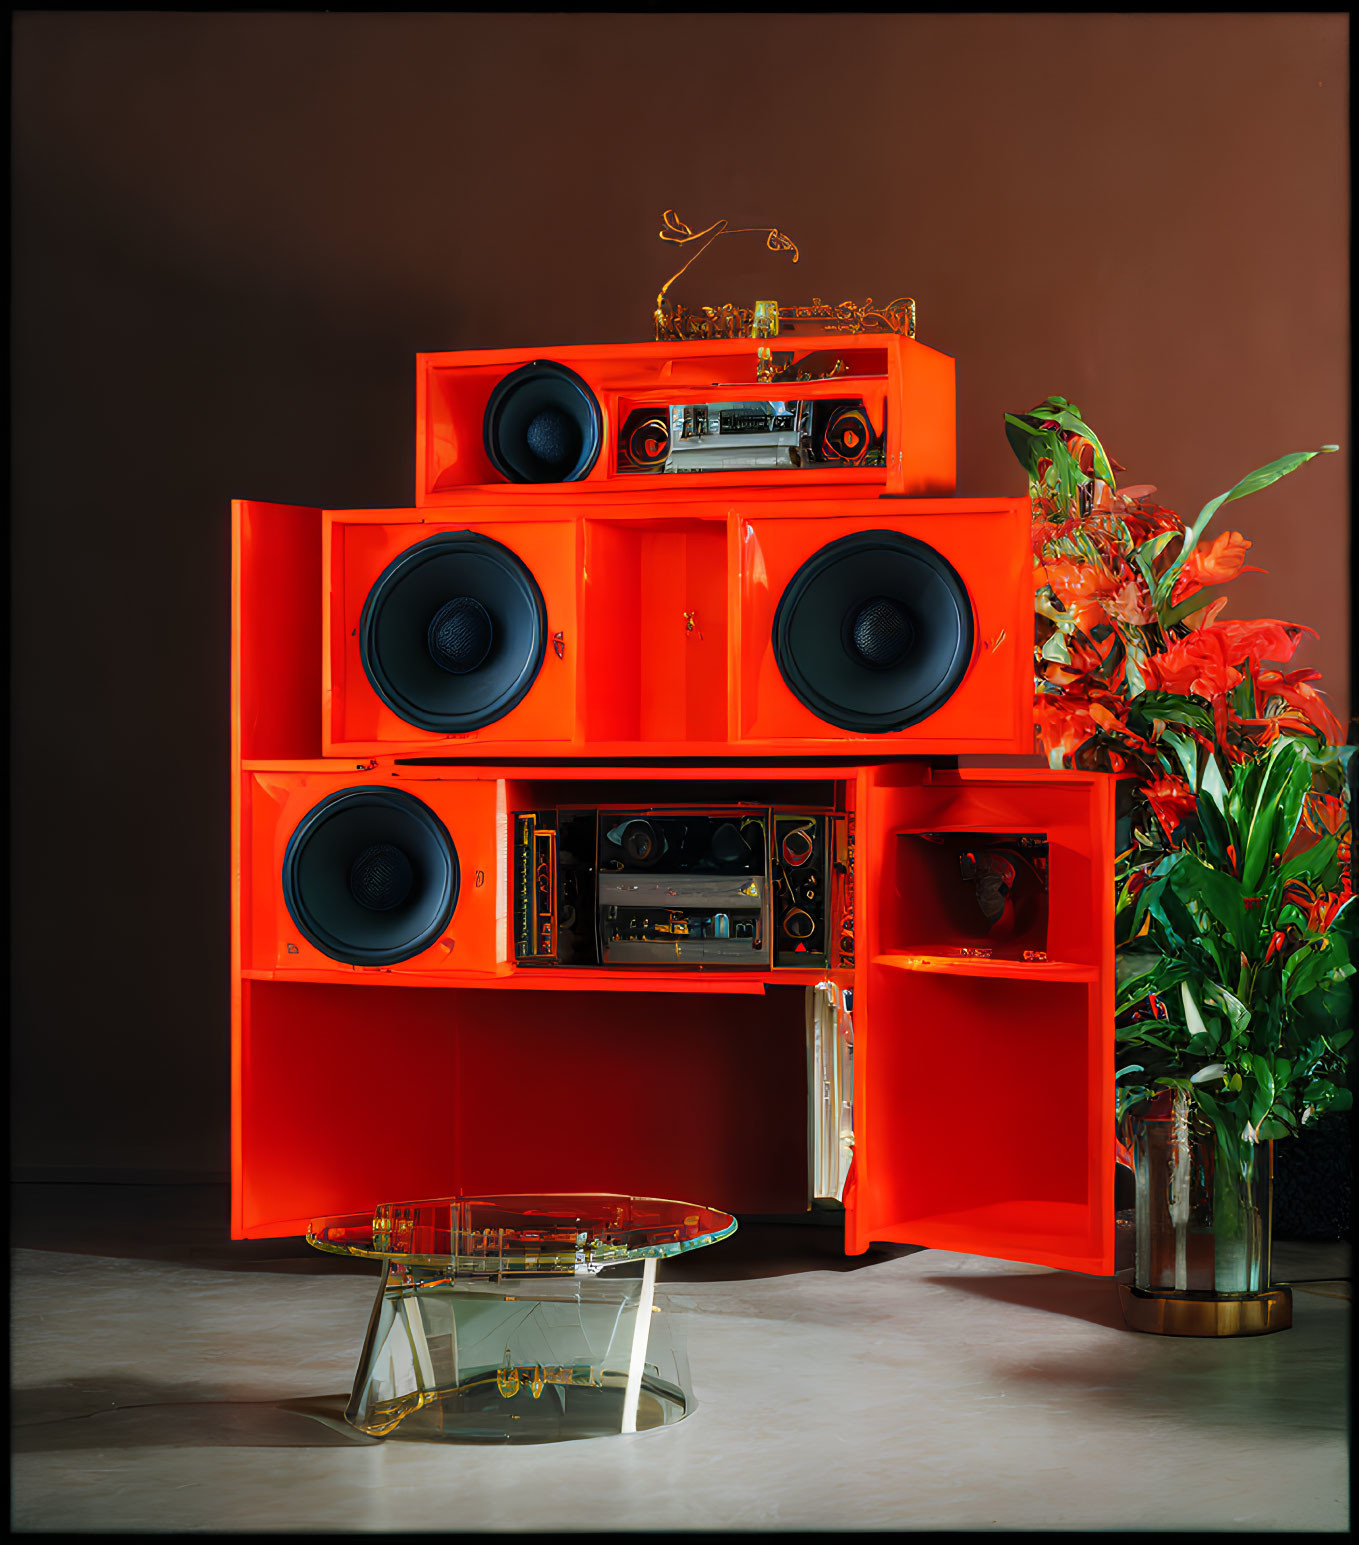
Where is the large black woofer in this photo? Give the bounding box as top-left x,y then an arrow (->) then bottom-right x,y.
772,530 -> 974,733
282,786 -> 459,966
360,531 -> 547,733
483,360 -> 602,483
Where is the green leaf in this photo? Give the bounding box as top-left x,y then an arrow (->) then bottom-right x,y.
1256,1117 -> 1294,1141
1185,447 -> 1338,554
1124,650 -> 1147,697
1132,691 -> 1216,736
1041,407 -> 1118,486
1199,751 -> 1229,818
1168,852 -> 1251,953
1005,416 -> 1051,478
1284,937 -> 1343,1004
1235,738 -> 1311,895
1203,982 -> 1251,1037
1195,788 -> 1232,869
1041,632 -> 1072,664
1274,832 -> 1341,893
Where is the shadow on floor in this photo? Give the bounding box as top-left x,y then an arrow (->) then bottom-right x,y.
11,1381 -> 377,1453
916,1267 -> 1131,1331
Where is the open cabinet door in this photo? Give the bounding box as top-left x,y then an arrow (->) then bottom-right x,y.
846,763 -> 1117,1274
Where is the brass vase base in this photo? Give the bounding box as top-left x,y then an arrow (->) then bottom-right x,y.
1119,1282 -> 1293,1337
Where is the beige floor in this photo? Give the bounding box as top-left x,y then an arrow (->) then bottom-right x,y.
9,1186 -> 1351,1533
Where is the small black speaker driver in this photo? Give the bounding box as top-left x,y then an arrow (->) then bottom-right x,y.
483,361 -> 602,483
771,530 -> 975,733
282,786 -> 460,966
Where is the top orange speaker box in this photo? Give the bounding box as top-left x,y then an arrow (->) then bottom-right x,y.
415,333 -> 956,503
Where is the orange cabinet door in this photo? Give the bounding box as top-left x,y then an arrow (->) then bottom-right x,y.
846,764 -> 1117,1275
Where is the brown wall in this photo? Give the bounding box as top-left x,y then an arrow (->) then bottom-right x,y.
11,13 -> 1349,1178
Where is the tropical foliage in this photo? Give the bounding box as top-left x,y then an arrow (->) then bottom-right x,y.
1005,398 -> 1352,1181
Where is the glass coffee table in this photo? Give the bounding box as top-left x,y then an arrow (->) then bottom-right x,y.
307,1193 -> 736,1443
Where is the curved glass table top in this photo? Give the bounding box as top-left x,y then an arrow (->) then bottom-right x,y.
307,1193 -> 737,1278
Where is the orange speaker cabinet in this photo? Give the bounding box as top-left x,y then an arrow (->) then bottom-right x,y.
230,757 -> 1116,1282
274,491 -> 1032,759
416,333 -> 956,502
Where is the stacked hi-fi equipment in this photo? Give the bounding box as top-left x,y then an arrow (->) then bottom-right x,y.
233,325 -> 1118,1276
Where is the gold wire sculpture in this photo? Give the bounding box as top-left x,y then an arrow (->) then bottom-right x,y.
653,210 -> 916,342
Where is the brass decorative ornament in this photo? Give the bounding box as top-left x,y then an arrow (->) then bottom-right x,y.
653,210 -> 916,342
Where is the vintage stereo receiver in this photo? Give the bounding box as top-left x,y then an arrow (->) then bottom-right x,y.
514,803 -> 834,970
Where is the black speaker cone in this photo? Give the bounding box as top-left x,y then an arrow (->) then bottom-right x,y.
484,361 -> 602,483
772,530 -> 974,733
283,787 -> 459,966
360,531 -> 547,734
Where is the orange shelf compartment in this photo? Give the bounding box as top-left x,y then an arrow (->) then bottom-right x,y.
232,979 -> 811,1238
581,514 -> 731,746
850,970 -> 1112,1275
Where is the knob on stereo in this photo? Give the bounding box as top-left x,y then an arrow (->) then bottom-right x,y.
621,821 -> 658,865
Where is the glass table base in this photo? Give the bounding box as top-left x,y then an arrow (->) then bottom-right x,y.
347,1255 -> 692,1442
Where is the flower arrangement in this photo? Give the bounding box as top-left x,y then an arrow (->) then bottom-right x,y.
1004,399 -> 1352,1203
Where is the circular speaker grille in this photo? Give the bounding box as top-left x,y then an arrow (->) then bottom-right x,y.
428,595 -> 494,675
772,530 -> 974,733
349,843 -> 415,911
283,787 -> 459,965
484,361 -> 602,483
360,531 -> 547,734
850,596 -> 914,669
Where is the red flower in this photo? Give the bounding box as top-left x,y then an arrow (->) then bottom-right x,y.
1211,618 -> 1316,670
1183,531 -> 1258,587
1143,775 -> 1197,840
1256,667 -> 1345,744
1141,629 -> 1243,704
1034,694 -> 1100,763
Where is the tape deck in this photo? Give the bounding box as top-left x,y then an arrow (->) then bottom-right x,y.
515,803 -> 833,969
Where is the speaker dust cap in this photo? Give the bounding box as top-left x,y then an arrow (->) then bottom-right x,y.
360,530 -> 547,734
483,360 -> 602,483
772,530 -> 974,733
283,786 -> 459,966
